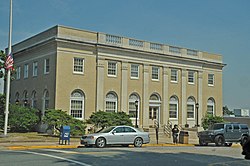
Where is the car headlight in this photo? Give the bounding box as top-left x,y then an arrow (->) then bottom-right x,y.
87,136 -> 94,139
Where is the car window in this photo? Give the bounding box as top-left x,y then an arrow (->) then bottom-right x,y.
114,127 -> 125,133
124,127 -> 136,133
226,125 -> 232,131
233,124 -> 240,130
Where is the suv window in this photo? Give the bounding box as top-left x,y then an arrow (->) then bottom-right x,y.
240,124 -> 249,130
209,124 -> 224,130
226,124 -> 232,131
233,124 -> 240,130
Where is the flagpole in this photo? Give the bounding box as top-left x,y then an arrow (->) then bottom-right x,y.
4,0 -> 12,136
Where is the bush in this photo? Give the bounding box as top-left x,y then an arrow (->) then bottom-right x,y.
87,111 -> 132,130
201,114 -> 224,130
43,109 -> 86,136
0,104 -> 39,132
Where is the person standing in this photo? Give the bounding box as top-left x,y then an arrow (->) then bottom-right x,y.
172,124 -> 179,144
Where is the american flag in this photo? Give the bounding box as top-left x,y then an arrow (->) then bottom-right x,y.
5,53 -> 14,70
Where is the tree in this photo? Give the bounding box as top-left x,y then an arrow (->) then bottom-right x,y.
201,114 -> 225,130
223,105 -> 234,115
43,109 -> 86,136
87,111 -> 132,130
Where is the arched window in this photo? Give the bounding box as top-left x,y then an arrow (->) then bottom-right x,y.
43,90 -> 49,110
207,98 -> 215,115
105,92 -> 118,113
128,93 -> 140,118
187,97 -> 195,119
23,90 -> 28,106
15,92 -> 20,104
70,90 -> 84,119
169,96 -> 178,119
31,91 -> 37,108
149,94 -> 160,101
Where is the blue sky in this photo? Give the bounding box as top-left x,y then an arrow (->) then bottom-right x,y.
0,0 -> 249,110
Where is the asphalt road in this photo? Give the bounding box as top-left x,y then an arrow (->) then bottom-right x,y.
0,146 -> 249,166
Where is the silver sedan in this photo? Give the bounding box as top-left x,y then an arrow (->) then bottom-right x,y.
80,126 -> 150,148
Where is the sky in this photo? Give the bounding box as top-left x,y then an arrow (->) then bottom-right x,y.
0,0 -> 249,111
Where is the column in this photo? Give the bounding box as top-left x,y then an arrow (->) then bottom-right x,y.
181,69 -> 187,126
162,67 -> 169,125
198,71 -> 203,127
142,64 -> 149,128
121,62 -> 128,113
96,59 -> 105,112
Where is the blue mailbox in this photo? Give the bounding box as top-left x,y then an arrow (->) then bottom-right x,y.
59,126 -> 70,145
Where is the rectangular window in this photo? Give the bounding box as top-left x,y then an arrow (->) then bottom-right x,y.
129,102 -> 136,118
208,74 -> 214,86
187,104 -> 194,118
131,64 -> 139,79
169,104 -> 177,118
24,64 -> 29,78
108,61 -> 117,76
32,62 -> 38,77
171,69 -> 178,82
44,59 -> 50,74
73,57 -> 84,74
188,71 -> 194,84
207,105 -> 214,115
16,66 -> 21,80
71,100 -> 83,118
152,66 -> 159,80
106,101 -> 116,112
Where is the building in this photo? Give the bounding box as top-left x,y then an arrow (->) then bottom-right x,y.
10,25 -> 225,129
234,109 -> 250,117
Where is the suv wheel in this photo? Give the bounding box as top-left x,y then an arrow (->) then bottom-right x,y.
241,136 -> 248,146
199,139 -> 208,146
215,135 -> 225,146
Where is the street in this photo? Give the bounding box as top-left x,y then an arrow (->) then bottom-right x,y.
0,146 -> 249,166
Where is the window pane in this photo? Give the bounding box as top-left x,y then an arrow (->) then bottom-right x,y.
171,69 -> 178,82
74,58 -> 84,73
208,74 -> 214,85
152,66 -> 159,80
188,71 -> 194,83
108,62 -> 117,76
131,64 -> 139,78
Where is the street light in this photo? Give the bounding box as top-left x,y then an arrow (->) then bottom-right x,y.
195,103 -> 199,127
15,99 -> 19,105
135,100 -> 139,128
24,99 -> 28,107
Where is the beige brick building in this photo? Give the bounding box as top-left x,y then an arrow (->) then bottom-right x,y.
10,25 -> 225,129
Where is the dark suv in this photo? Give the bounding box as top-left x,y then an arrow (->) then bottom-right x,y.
198,123 -> 249,146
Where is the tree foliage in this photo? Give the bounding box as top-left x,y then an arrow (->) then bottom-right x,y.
87,111 -> 132,130
223,105 -> 234,115
43,109 -> 86,136
201,114 -> 225,130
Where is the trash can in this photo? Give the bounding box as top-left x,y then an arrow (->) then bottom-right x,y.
179,131 -> 189,144
59,126 -> 70,145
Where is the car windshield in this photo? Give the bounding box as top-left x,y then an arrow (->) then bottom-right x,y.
98,126 -> 115,133
208,124 -> 224,130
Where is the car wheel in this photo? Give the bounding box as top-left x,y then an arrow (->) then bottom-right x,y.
134,137 -> 143,147
95,137 -> 106,148
241,136 -> 248,146
215,135 -> 225,146
225,143 -> 232,147
199,139 -> 208,146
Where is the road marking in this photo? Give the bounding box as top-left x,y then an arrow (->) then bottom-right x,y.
10,150 -> 92,166
42,149 -> 124,156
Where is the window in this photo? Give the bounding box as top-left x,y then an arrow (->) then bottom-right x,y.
169,96 -> 178,119
129,94 -> 139,118
108,61 -> 117,76
152,66 -> 159,80
124,127 -> 136,133
24,64 -> 29,78
188,71 -> 195,84
70,90 -> 84,119
23,90 -> 28,106
171,69 -> 178,82
169,46 -> 181,54
31,91 -> 37,108
43,90 -> 49,110
32,62 -> 38,77
131,64 -> 139,79
105,92 -> 117,112
187,97 -> 195,119
208,74 -> 214,86
73,58 -> 84,74
44,59 -> 50,74
16,66 -> 21,80
207,98 -> 215,115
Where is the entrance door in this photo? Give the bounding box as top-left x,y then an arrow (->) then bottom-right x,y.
148,106 -> 159,127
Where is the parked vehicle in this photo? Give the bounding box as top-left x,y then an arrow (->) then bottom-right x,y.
198,123 -> 249,146
80,126 -> 150,148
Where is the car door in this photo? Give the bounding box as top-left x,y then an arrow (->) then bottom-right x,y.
232,124 -> 241,141
123,127 -> 137,144
108,127 -> 125,144
224,124 -> 233,141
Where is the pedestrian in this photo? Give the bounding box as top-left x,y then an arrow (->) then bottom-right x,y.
242,138 -> 250,160
172,124 -> 179,144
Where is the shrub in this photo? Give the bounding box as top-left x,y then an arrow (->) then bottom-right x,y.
201,114 -> 224,130
87,111 -> 132,130
43,109 -> 86,136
